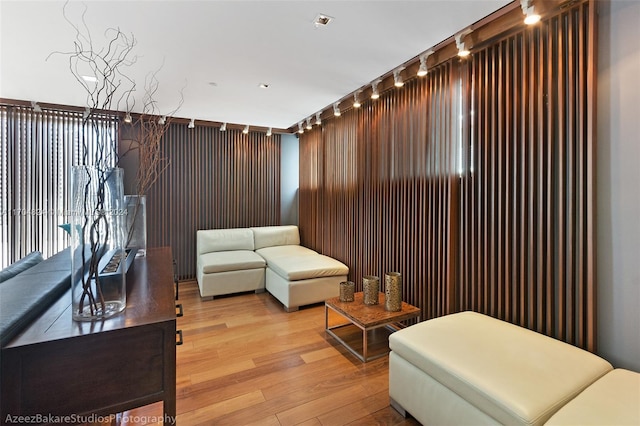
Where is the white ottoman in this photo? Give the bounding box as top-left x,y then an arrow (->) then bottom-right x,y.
389,311 -> 613,426
545,369 -> 640,425
256,245 -> 348,312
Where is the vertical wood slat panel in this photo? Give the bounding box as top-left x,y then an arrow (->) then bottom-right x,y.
146,125 -> 281,279
460,2 -> 595,350
299,61 -> 458,323
299,0 -> 594,350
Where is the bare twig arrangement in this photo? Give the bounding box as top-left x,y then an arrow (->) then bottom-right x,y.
48,1 -> 181,318
128,68 -> 184,195
122,71 -> 184,251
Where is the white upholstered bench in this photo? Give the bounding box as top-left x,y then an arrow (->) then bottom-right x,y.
545,368 -> 640,425
389,311 -> 614,426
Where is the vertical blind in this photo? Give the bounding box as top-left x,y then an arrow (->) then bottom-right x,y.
1,105 -> 281,278
299,1 -> 596,350
0,105 -> 117,268
146,124 -> 281,279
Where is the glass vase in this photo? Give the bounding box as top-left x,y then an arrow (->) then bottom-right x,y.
70,166 -> 127,321
124,194 -> 147,257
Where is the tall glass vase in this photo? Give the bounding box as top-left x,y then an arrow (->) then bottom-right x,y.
70,166 -> 127,321
124,194 -> 147,257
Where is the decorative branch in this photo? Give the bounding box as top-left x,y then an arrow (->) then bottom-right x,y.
48,0 -> 182,318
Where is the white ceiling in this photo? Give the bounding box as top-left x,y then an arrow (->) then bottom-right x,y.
0,0 -> 511,130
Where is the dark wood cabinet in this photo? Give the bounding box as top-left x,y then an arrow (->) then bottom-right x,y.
1,247 -> 177,425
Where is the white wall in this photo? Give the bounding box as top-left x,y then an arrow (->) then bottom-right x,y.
597,0 -> 640,371
280,133 -> 299,225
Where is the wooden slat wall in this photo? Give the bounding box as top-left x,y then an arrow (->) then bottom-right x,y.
459,2 -> 596,350
298,127 -> 324,251
146,124 -> 281,279
0,106 -> 117,268
300,1 -> 595,350
299,62 -> 460,321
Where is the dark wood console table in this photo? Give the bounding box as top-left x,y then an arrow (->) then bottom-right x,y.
0,247 -> 177,425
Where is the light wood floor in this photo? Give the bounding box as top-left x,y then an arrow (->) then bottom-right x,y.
118,281 -> 420,426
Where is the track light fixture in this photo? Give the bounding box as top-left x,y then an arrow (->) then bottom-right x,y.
188,118 -> 195,129
124,112 -> 133,124
371,80 -> 381,100
306,117 -> 313,130
31,101 -> 42,112
298,122 -> 304,134
333,102 -> 341,117
417,50 -> 434,77
243,124 -> 249,134
520,0 -> 541,25
158,116 -> 166,125
266,127 -> 272,137
220,122 -> 227,131
353,91 -> 362,108
315,112 -> 322,126
393,68 -> 405,88
455,31 -> 472,57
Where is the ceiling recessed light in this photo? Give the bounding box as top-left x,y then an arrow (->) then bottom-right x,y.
259,83 -> 270,89
313,14 -> 334,28
81,75 -> 97,83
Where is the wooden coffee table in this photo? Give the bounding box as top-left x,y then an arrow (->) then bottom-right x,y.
325,292 -> 420,362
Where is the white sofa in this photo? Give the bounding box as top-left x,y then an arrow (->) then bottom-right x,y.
389,311 -> 620,426
196,225 -> 349,311
196,228 -> 267,298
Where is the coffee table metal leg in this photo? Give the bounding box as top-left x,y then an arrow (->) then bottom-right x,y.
325,304 -> 328,329
363,328 -> 368,361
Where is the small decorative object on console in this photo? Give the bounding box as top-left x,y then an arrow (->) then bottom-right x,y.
385,272 -> 402,311
339,281 -> 355,302
363,275 -> 380,305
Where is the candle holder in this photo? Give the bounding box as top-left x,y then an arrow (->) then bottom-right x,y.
339,281 -> 355,302
384,272 -> 402,311
363,275 -> 380,305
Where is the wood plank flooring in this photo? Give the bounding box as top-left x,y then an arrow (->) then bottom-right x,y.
118,281 -> 419,426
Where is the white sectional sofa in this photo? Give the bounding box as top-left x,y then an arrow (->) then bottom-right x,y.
389,311 -> 639,425
196,225 -> 349,311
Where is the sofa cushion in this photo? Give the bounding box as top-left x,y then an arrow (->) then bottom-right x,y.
251,225 -> 300,250
0,251 -> 43,284
389,311 -> 613,426
200,250 -> 265,273
257,245 -> 348,281
544,369 -> 640,425
256,245 -> 317,260
197,228 -> 255,255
